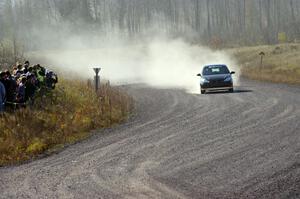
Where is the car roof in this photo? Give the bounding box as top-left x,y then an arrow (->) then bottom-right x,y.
204,64 -> 227,68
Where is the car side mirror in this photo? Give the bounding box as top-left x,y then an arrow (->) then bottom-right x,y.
197,73 -> 201,77
230,71 -> 235,75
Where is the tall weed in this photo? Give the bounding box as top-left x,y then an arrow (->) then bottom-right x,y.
0,79 -> 132,166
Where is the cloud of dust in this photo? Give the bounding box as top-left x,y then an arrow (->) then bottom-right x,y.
30,36 -> 239,93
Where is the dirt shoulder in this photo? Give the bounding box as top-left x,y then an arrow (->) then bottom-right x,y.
228,43 -> 300,85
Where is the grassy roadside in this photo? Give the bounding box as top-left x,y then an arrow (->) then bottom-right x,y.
229,43 -> 300,84
0,79 -> 132,166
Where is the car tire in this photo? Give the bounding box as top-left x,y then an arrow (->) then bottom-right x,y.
201,89 -> 206,94
229,88 -> 234,93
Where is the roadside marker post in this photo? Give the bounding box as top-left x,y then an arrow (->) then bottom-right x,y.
259,51 -> 265,69
93,67 -> 101,92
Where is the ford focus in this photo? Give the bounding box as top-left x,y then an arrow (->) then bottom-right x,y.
197,64 -> 235,94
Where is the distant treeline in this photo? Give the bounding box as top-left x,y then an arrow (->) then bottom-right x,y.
0,0 -> 299,49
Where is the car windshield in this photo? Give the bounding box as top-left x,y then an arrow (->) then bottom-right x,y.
202,65 -> 230,75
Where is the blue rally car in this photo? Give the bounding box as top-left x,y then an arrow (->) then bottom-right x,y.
197,64 -> 235,94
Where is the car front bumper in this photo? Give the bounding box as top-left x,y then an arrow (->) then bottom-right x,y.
201,81 -> 233,91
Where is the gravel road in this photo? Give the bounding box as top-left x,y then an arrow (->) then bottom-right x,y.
0,79 -> 299,199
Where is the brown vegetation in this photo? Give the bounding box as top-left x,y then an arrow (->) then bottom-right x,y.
0,79 -> 133,166
230,43 -> 300,84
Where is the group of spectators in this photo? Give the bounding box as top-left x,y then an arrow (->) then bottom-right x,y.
0,61 -> 58,112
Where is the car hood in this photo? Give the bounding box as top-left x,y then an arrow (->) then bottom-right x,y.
202,74 -> 231,81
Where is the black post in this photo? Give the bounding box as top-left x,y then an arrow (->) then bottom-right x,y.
259,52 -> 265,69
93,68 -> 101,92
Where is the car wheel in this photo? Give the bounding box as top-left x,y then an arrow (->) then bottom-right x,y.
201,89 -> 206,94
229,88 -> 234,93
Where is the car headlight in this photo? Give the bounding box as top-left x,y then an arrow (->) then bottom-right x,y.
200,78 -> 209,84
224,76 -> 232,82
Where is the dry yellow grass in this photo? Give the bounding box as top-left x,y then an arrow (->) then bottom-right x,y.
229,43 -> 300,84
0,79 -> 133,166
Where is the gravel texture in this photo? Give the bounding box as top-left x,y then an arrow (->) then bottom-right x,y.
0,79 -> 299,199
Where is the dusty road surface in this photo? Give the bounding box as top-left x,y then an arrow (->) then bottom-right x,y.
0,79 -> 299,199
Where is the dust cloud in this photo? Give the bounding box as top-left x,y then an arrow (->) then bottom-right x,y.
29,36 -> 239,93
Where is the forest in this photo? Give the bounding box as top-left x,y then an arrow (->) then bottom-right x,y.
0,0 -> 300,51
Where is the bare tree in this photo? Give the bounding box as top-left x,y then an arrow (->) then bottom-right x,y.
1,0 -> 299,48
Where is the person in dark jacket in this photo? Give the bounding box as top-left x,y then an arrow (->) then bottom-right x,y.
0,72 -> 6,112
4,71 -> 16,99
25,74 -> 36,104
46,70 -> 58,89
16,77 -> 26,105
22,61 -> 30,74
